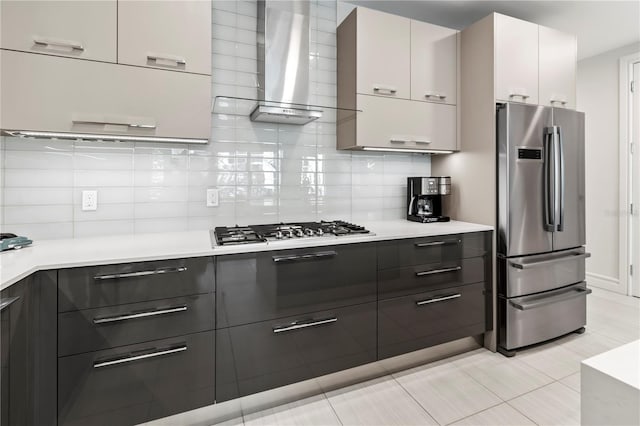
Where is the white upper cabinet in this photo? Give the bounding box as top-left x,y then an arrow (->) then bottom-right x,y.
539,26 -> 577,109
118,1 -> 211,75
0,0 -> 116,62
495,14 -> 539,104
410,20 -> 458,105
355,8 -> 411,99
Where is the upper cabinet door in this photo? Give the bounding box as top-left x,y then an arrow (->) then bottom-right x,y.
539,26 -> 576,109
356,8 -> 410,99
410,20 -> 458,105
118,1 -> 211,75
0,0 -> 116,62
495,14 -> 539,104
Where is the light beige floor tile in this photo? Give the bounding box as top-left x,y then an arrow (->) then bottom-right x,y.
509,381 -> 580,426
558,329 -> 626,359
243,394 -> 341,426
560,372 -> 581,393
394,361 -> 502,425
452,350 -> 554,400
146,398 -> 242,426
517,342 -> 584,380
451,403 -> 536,426
326,375 -> 438,425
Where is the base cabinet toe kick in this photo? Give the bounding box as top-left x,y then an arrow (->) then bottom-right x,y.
1,231 -> 492,426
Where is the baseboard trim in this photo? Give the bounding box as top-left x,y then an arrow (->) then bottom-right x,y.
586,272 -> 624,294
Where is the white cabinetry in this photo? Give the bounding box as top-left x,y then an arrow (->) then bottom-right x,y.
118,1 -> 211,75
539,26 -> 577,109
0,0 -> 116,62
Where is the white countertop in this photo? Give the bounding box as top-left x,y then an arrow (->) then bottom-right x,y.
0,220 -> 492,291
582,339 -> 640,390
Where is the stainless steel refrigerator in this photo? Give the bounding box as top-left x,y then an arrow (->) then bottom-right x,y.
497,102 -> 591,357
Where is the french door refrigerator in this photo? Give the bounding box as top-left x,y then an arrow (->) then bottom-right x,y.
497,102 -> 591,356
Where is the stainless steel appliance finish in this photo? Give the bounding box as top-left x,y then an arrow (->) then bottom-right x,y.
497,102 -> 589,355
251,0 -> 322,125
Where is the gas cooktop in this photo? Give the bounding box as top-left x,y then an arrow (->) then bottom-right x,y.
212,220 -> 371,247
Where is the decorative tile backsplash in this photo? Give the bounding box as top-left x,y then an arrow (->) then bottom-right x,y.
0,0 -> 431,240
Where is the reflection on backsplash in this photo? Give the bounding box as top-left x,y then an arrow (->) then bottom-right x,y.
0,0 -> 430,239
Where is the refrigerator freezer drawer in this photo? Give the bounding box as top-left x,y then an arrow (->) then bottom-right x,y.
500,247 -> 589,298
500,283 -> 591,350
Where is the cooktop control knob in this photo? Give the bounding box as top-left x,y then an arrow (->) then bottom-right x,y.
316,229 -> 324,236
284,230 -> 293,238
295,229 -> 304,237
304,228 -> 314,236
275,230 -> 284,239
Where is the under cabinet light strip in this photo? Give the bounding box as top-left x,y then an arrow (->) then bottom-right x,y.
362,147 -> 454,154
2,130 -> 208,144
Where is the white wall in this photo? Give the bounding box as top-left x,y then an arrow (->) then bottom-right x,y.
577,42 -> 640,290
0,0 -> 431,240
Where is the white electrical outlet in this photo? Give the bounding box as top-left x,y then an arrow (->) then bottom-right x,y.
206,188 -> 219,207
82,190 -> 98,211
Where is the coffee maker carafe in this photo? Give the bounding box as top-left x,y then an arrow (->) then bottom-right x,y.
407,177 -> 451,223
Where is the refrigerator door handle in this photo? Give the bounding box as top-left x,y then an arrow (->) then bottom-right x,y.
557,126 -> 565,231
543,127 -> 556,231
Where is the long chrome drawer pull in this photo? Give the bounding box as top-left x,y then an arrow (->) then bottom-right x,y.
0,297 -> 20,312
416,293 -> 461,306
93,345 -> 187,368
34,37 -> 84,51
416,266 -> 461,276
509,286 -> 592,311
272,251 -> 337,263
373,85 -> 397,94
147,54 -> 187,65
415,240 -> 460,247
425,93 -> 447,100
72,119 -> 157,129
93,305 -> 187,324
273,317 -> 337,334
94,266 -> 187,281
509,252 -> 591,270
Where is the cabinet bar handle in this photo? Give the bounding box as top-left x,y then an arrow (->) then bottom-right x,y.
415,240 -> 460,247
93,345 -> 187,368
72,119 -> 156,129
93,305 -> 187,324
33,37 -> 84,51
273,317 -> 337,334
147,54 -> 187,66
550,99 -> 568,106
425,93 -> 446,100
509,93 -> 530,100
415,266 -> 461,276
93,266 -> 187,281
0,297 -> 20,312
390,139 -> 408,144
272,251 -> 337,263
373,85 -> 397,94
509,252 -> 591,270
413,139 -> 432,144
416,293 -> 461,306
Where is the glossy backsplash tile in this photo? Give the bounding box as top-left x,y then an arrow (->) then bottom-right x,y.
0,0 -> 430,239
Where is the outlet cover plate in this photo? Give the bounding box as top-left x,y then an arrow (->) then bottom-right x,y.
82,190 -> 98,211
206,188 -> 219,207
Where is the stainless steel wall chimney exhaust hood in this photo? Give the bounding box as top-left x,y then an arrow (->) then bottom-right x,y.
250,0 -> 322,125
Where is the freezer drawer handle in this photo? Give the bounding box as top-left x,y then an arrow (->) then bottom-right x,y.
93,344 -> 187,368
416,293 -> 461,306
416,266 -> 461,276
93,266 -> 188,281
272,251 -> 337,263
509,286 -> 592,311
0,297 -> 20,312
33,37 -> 84,51
273,317 -> 337,334
509,252 -> 591,270
93,305 -> 187,324
415,239 -> 460,247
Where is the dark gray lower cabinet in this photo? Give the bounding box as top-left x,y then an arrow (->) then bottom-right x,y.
0,271 -> 57,426
57,331 -> 215,426
378,282 -> 486,359
216,302 -> 377,402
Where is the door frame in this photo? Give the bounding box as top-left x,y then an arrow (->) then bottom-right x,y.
618,52 -> 640,295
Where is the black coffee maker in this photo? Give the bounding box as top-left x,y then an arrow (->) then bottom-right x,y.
407,177 -> 451,223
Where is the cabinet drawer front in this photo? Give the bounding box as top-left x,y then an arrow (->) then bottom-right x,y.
1,1 -> 116,62
379,256 -> 486,299
0,50 -> 211,140
216,243 -> 376,328
379,283 -> 486,359
58,293 -> 214,357
378,232 -> 489,270
58,331 -> 214,426
216,302 -> 376,402
58,257 -> 214,312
